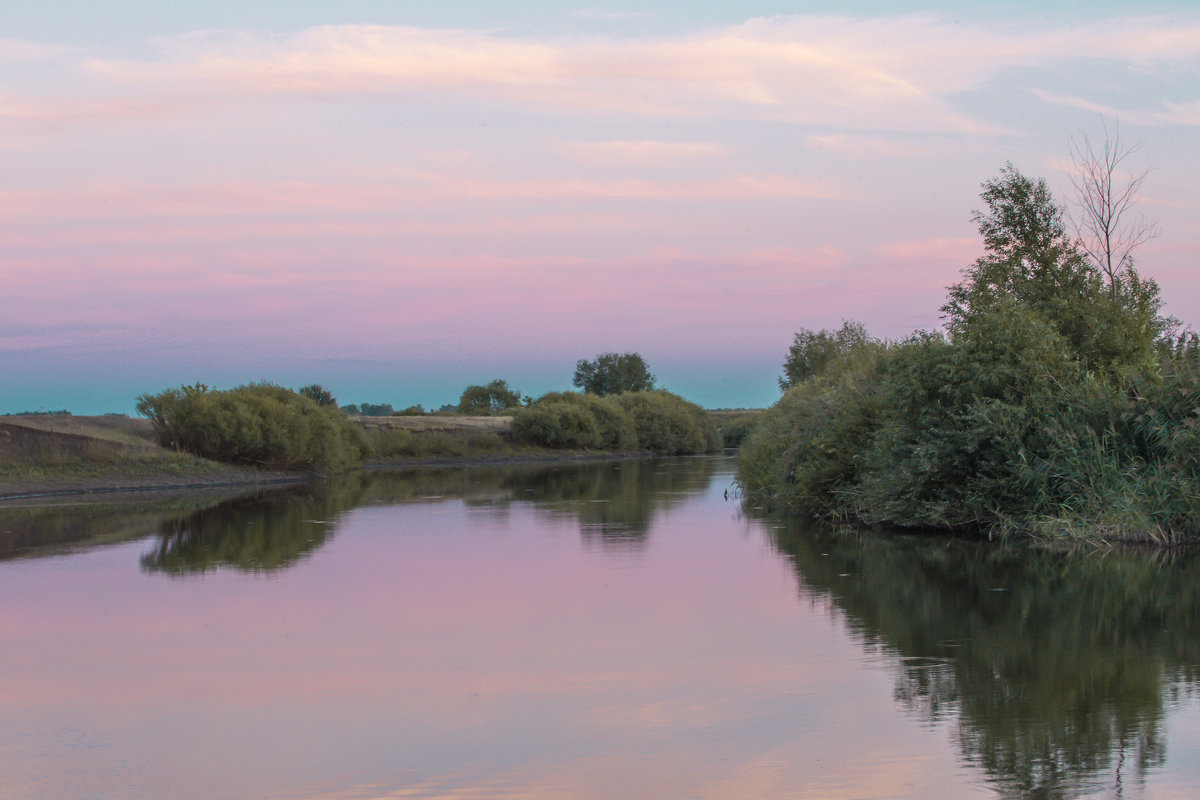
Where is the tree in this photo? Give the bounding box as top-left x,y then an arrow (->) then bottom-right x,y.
458,379 -> 521,414
780,320 -> 876,390
299,384 -> 337,407
942,163 -> 1163,380
1068,121 -> 1158,298
573,352 -> 656,396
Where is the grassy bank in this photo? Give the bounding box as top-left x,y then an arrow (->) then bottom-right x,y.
2,407 -> 727,500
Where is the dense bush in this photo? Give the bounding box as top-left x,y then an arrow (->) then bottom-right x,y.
511,392 -> 637,450
711,411 -> 764,449
612,390 -> 721,455
137,383 -> 369,472
512,390 -> 718,454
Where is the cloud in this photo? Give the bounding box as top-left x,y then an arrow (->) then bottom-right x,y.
559,140 -> 730,167
3,15 -> 1194,137
1032,89 -> 1200,128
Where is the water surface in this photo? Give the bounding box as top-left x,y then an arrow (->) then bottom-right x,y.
1,456 -> 1197,799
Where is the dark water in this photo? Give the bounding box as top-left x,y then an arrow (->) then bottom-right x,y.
1,455 -> 1197,799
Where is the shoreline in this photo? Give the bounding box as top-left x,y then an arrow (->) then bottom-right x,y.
0,450 -> 659,504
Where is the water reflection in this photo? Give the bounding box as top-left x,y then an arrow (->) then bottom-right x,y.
763,519 -> 1200,798
140,481 -> 368,575
0,457 -> 715,574
354,457 -> 715,551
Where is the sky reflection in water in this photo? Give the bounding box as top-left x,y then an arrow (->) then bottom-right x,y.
0,456 -> 1197,799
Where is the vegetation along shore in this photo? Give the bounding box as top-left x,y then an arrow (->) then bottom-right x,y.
1,353 -> 749,501
738,156 -> 1200,545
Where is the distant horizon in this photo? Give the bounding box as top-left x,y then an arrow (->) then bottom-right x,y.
4,1 -> 1198,414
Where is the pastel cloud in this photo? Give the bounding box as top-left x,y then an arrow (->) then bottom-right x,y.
1034,89 -> 1200,128
31,15 -> 1185,135
559,140 -> 731,167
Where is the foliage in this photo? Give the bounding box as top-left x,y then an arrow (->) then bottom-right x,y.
942,163 -> 1164,382
739,337 -> 889,516
739,162 -> 1192,542
573,352 -> 656,396
299,384 -> 337,407
458,379 -> 522,414
849,307 -> 1084,528
136,383 -> 369,472
341,402 -> 395,417
780,320 -> 879,390
512,390 -> 717,454
511,392 -> 637,450
612,390 -> 721,455
710,410 -> 764,449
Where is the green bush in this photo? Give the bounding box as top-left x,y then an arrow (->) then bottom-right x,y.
612,390 -> 721,455
137,383 -> 368,472
711,411 -> 763,449
738,342 -> 887,515
511,392 -> 637,450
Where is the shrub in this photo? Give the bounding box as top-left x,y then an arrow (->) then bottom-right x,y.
612,390 -> 721,455
511,392 -> 637,450
738,342 -> 887,515
136,383 -> 368,472
712,411 -> 764,449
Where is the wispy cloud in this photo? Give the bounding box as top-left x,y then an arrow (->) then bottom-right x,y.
559,140 -> 730,167
2,16 -> 1195,136
1033,89 -> 1200,127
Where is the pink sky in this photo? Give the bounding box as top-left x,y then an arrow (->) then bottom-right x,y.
3,8 -> 1199,410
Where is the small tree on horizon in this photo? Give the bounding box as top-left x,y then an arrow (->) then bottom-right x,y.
458,379 -> 522,414
573,352 -> 656,396
299,384 -> 337,408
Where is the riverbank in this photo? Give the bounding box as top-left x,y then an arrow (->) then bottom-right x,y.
0,413 -> 659,502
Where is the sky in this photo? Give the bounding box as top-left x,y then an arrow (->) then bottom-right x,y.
2,1 -> 1199,413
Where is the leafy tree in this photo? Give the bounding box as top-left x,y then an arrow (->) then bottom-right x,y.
780,320 -> 877,390
941,163 -> 1164,381
573,352 -> 656,396
299,384 -> 337,408
458,379 -> 521,414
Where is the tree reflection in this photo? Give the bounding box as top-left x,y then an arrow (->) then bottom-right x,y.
140,478 -> 369,575
764,521 -> 1200,799
140,457 -> 717,574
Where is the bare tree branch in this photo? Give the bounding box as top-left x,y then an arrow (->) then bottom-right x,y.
1067,118 -> 1159,298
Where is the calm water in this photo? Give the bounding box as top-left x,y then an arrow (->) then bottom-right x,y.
1,455 -> 1198,800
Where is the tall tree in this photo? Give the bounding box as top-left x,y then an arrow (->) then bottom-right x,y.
1068,121 -> 1158,298
573,353 -> 655,396
942,163 -> 1163,380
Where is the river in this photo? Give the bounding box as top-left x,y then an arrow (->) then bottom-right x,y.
1,454 -> 1197,799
